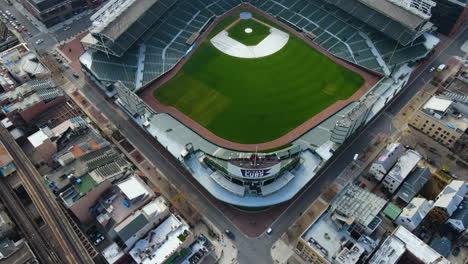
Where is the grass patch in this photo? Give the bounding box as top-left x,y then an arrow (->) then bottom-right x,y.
155,10 -> 364,144
227,19 -> 271,46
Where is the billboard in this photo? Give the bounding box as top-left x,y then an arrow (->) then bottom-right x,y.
227,162 -> 281,179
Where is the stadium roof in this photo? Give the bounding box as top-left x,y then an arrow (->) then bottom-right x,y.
325,0 -> 434,45
358,0 -> 429,29
93,0 -> 155,39
89,0 -> 177,57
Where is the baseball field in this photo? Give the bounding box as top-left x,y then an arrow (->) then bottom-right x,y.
154,10 -> 364,144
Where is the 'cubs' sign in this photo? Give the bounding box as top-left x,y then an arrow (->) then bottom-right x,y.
228,163 -> 281,179
241,169 -> 271,178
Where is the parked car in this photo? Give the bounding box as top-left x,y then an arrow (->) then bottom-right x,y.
72,73 -> 80,78
266,227 -> 273,235
437,64 -> 448,72
63,26 -> 71,31
35,39 -> 43,45
93,233 -> 105,246
225,229 -> 235,240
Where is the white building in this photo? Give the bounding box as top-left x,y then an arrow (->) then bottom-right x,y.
395,197 -> 433,231
368,226 -> 449,264
129,214 -> 192,264
429,180 -> 467,222
382,150 -> 422,193
114,196 -> 169,249
369,143 -> 404,181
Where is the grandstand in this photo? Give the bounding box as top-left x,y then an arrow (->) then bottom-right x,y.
80,0 -> 436,90
79,0 -> 440,207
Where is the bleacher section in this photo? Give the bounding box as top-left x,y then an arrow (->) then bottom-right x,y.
82,0 -> 434,90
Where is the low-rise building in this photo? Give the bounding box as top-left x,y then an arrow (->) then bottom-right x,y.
94,174 -> 156,229
395,197 -> 433,231
0,79 -> 64,125
0,44 -> 49,83
396,167 -> 431,203
27,127 -> 57,162
369,143 -> 404,181
129,214 -> 192,264
446,199 -> 468,233
411,96 -> 468,148
46,144 -> 133,223
0,22 -> 19,53
296,184 -> 386,264
101,242 -> 126,264
428,180 -> 467,223
382,150 -> 422,194
0,141 -> 15,177
23,0 -> 94,28
113,196 -> 169,249
368,225 -> 449,264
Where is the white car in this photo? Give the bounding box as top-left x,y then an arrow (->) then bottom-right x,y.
63,26 -> 71,31
429,67 -> 435,72
35,39 -> 44,45
266,228 -> 273,235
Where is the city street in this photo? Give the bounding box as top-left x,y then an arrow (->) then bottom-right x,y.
64,24 -> 468,264
0,0 -> 94,55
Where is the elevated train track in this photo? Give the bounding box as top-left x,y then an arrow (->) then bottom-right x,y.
0,125 -> 97,264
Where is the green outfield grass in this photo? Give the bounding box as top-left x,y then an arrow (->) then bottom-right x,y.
154,11 -> 364,144
228,19 -> 270,46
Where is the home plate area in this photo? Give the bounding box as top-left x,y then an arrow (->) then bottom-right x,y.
210,15 -> 289,59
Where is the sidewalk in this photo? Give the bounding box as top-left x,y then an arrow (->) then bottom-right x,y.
11,0 -> 47,33
194,218 -> 238,264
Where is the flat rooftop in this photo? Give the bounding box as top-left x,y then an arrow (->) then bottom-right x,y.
368,226 -> 449,264
130,214 -> 190,264
301,209 -> 376,262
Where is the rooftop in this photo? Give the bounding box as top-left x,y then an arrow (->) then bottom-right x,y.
383,203 -> 402,221
0,141 -> 13,166
399,197 -> 431,219
129,214 -> 190,264
91,0 -> 154,39
116,175 -> 153,201
386,150 -> 422,181
359,0 -> 433,27
433,180 -> 467,215
423,97 -> 453,113
27,127 -> 53,148
331,184 -> 387,228
114,211 -> 149,242
301,209 -> 378,263
101,243 -> 124,264
396,167 -> 431,203
97,181 -> 157,225
369,226 -> 449,264
0,44 -> 49,78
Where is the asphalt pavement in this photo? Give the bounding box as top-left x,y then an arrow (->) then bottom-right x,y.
0,0 -> 93,55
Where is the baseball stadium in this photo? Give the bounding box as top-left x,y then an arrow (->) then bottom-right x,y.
80,0 -> 439,208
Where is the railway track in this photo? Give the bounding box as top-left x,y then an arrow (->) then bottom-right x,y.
0,178 -> 61,264
0,125 -> 97,264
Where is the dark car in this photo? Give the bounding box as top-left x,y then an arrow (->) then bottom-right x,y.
225,229 -> 235,240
